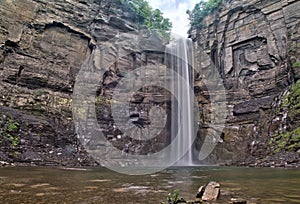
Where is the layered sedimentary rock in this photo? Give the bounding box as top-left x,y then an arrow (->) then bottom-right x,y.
0,0 -> 167,165
1,0 -> 299,167
189,0 -> 300,165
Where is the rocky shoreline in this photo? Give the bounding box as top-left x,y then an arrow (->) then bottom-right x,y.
0,103 -> 298,169
1,159 -> 299,169
225,150 -> 300,169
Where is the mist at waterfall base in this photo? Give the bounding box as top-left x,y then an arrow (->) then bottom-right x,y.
165,37 -> 198,166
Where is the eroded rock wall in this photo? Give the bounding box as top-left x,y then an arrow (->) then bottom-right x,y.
0,0 -> 167,166
190,0 -> 300,165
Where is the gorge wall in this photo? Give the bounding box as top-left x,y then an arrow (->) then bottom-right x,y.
0,0 -> 167,166
0,0 -> 299,167
190,0 -> 300,166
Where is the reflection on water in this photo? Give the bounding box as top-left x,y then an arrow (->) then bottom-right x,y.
0,166 -> 299,203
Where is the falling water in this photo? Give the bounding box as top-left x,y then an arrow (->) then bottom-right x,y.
165,38 -> 195,166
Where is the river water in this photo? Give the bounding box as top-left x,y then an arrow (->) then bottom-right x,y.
0,166 -> 299,203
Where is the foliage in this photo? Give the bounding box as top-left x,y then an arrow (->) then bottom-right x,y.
281,80 -> 300,116
0,116 -> 20,148
288,43 -> 300,53
162,190 -> 181,204
269,80 -> 300,153
292,61 -> 300,68
120,0 -> 172,40
269,127 -> 300,153
187,0 -> 222,29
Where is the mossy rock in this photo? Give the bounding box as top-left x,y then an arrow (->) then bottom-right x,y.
269,127 -> 300,153
292,62 -> 300,68
281,80 -> 300,116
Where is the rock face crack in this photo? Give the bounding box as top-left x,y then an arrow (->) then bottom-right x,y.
0,0 -> 299,166
189,0 -> 299,164
0,0 -> 170,165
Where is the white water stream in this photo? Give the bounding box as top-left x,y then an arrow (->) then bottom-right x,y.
166,38 -> 195,165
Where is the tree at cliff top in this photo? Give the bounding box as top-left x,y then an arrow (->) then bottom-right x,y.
120,0 -> 172,39
187,0 -> 222,29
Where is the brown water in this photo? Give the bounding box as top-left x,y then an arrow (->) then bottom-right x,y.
0,166 -> 299,203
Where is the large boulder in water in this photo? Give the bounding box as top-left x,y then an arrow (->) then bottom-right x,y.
201,181 -> 220,201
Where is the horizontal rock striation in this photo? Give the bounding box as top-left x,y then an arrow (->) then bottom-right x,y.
1,0 -> 299,167
0,0 -> 167,166
189,0 -> 300,165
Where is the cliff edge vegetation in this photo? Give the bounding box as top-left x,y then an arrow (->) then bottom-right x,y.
120,0 -> 172,39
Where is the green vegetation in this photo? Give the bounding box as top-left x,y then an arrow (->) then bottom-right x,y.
120,0 -> 172,39
187,0 -> 222,29
281,80 -> 300,116
288,43 -> 299,66
269,80 -> 300,153
288,43 -> 300,53
161,190 -> 181,204
292,61 -> 300,68
269,127 -> 300,153
0,117 -> 20,148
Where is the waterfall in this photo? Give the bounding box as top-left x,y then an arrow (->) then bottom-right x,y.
165,38 -> 195,166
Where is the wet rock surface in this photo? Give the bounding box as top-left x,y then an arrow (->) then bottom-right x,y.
0,0 -> 299,167
0,106 -> 96,166
0,0 -> 169,166
201,181 -> 220,201
0,160 -> 14,167
163,182 -> 252,204
190,0 -> 300,167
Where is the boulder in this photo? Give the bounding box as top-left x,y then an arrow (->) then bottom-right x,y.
201,181 -> 220,201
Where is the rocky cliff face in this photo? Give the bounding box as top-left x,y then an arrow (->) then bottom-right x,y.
190,0 -> 300,166
0,0 -> 167,166
1,0 -> 299,167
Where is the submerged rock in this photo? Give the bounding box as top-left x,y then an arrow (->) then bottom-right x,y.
230,198 -> 247,204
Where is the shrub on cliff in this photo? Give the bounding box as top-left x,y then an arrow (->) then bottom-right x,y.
282,80 -> 300,116
187,0 -> 222,29
0,116 -> 19,148
269,80 -> 300,153
120,0 -> 172,39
